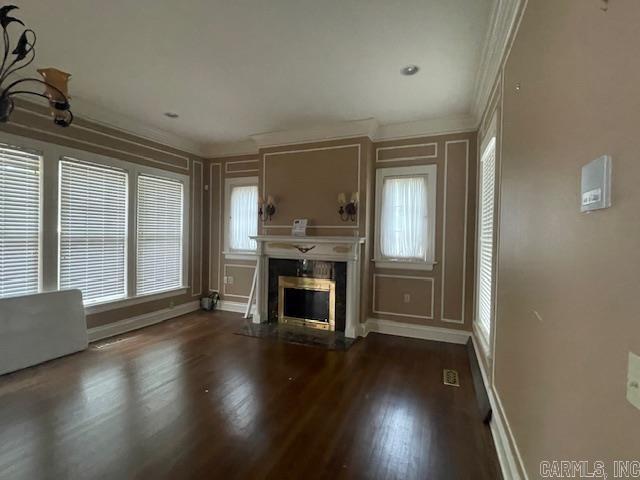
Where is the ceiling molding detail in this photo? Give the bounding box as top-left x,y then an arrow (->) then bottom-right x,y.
375,115 -> 477,142
251,118 -> 379,150
204,115 -> 478,158
471,0 -> 526,123
37,96 -> 206,157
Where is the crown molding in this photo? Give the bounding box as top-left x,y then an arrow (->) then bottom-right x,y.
251,117 -> 379,150
375,114 -> 477,142
204,115 -> 479,157
57,96 -> 205,157
203,139 -> 259,158
472,0 -> 526,123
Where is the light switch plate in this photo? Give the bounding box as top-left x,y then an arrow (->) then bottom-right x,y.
627,352 -> 640,410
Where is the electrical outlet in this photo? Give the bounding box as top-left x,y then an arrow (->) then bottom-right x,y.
228,276 -> 234,285
403,293 -> 411,303
627,351 -> 640,410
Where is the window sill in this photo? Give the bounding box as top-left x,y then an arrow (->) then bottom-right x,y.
372,258 -> 436,271
223,251 -> 257,261
84,287 -> 189,315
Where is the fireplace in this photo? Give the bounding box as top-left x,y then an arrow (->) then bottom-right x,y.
251,235 -> 365,338
268,258 -> 346,332
278,276 -> 336,330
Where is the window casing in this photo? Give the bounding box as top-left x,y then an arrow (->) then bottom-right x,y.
0,132 -> 189,312
224,176 -> 258,258
136,175 -> 185,296
475,114 -> 498,352
0,144 -> 41,298
374,165 -> 437,270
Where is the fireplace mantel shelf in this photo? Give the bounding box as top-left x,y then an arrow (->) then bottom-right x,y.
251,235 -> 365,245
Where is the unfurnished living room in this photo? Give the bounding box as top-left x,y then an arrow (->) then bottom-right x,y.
0,1 -> 638,479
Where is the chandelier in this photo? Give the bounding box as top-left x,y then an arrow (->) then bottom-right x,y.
0,5 -> 73,127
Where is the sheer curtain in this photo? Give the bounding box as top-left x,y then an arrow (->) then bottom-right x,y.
380,175 -> 428,260
229,185 -> 258,251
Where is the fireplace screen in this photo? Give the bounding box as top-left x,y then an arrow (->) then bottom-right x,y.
278,276 -> 336,330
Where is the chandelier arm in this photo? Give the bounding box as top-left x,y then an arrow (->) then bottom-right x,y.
5,90 -> 50,100
3,77 -> 69,105
0,28 -> 10,77
0,29 -> 36,85
0,48 -> 35,85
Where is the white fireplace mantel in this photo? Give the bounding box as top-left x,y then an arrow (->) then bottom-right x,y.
251,235 -> 365,338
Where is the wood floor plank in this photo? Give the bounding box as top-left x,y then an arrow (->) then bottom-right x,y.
0,310 -> 501,480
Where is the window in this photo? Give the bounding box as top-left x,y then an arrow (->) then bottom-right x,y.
224,177 -> 258,256
0,145 -> 41,298
476,134 -> 497,344
375,165 -> 437,270
136,175 -> 185,295
59,159 -> 128,304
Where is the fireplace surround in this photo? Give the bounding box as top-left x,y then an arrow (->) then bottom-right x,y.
251,235 -> 365,338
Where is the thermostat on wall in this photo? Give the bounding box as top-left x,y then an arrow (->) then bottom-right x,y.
581,155 -> 612,213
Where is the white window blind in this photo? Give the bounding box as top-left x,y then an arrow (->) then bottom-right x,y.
229,185 -> 258,252
477,137 -> 496,338
136,175 -> 184,295
380,175 -> 428,260
0,145 -> 41,298
59,159 -> 127,305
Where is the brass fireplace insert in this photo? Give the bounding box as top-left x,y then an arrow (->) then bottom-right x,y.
277,276 -> 336,331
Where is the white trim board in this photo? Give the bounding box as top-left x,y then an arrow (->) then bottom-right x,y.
191,160 -> 204,297
87,301 -> 200,342
224,159 -> 259,174
208,163 -> 223,292
364,318 -> 471,345
223,263 -> 256,299
375,142 -> 438,163
372,274 -> 435,320
440,139 -> 469,325
217,300 -> 252,314
262,143 -> 362,229
471,334 -> 528,480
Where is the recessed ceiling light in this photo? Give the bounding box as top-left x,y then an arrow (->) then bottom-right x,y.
400,65 -> 420,76
164,112 -> 179,119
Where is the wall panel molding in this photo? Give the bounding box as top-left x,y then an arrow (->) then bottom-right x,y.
375,142 -> 438,163
191,161 -> 204,297
208,163 -> 223,292
372,274 -> 434,320
262,143 -> 362,229
440,139 -> 470,324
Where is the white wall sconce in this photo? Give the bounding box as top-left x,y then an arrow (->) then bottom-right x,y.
338,192 -> 358,222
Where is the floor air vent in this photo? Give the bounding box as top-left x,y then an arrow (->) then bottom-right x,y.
443,369 -> 460,387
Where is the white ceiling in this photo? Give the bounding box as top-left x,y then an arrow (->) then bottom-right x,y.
17,0 -> 493,153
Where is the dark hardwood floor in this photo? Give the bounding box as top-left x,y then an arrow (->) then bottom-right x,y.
0,311 -> 501,480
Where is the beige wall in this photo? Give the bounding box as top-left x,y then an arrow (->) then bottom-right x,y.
370,132 -> 477,331
0,101 -> 206,329
207,155 -> 260,300
207,133 -> 476,332
491,0 -> 640,474
208,138 -> 373,303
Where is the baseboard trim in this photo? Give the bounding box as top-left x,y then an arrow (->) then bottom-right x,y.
471,334 -> 527,480
365,318 -> 471,344
87,301 -> 200,342
217,300 -> 250,314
